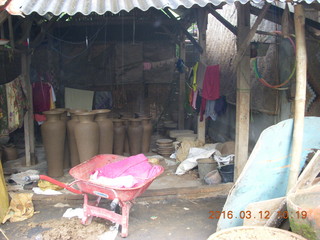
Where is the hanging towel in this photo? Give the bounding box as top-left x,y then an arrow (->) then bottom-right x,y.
32,82 -> 51,114
202,65 -> 220,100
200,65 -> 220,121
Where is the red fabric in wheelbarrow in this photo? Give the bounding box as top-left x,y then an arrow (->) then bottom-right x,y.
93,154 -> 162,188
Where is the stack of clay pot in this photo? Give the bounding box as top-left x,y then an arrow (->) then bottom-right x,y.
156,139 -> 174,158
41,108 -> 114,178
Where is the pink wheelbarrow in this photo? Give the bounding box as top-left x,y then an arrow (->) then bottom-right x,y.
26,154 -> 164,237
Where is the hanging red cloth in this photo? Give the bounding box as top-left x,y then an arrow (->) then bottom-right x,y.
200,65 -> 220,121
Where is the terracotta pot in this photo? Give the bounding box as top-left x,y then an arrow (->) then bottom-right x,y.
54,108 -> 70,169
140,117 -> 152,153
41,110 -> 66,177
128,118 -> 143,155
67,109 -> 87,167
113,119 -> 125,155
93,109 -> 113,154
2,144 -> 18,161
121,117 -> 130,154
74,112 -> 99,163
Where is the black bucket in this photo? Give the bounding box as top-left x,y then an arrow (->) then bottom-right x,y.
219,164 -> 234,183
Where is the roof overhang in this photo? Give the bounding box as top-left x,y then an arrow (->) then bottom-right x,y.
3,0 -> 320,17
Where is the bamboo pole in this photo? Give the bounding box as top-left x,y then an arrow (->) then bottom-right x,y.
234,2 -> 251,180
287,4 -> 307,192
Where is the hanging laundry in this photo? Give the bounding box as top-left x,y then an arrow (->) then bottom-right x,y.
32,81 -> 56,124
200,65 -> 220,121
32,81 -> 51,114
205,100 -> 217,121
93,91 -> 113,110
6,75 -> 28,133
0,85 -> 8,137
214,96 -> 227,116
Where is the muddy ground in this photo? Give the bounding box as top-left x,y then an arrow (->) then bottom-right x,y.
1,197 -> 226,240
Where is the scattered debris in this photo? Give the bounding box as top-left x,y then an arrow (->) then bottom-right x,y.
2,193 -> 34,223
32,187 -> 62,195
62,208 -> 84,219
53,203 -> 70,208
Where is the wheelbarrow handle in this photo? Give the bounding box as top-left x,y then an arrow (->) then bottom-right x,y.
25,174 -> 83,195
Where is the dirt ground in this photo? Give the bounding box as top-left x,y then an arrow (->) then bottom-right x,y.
1,197 -> 226,240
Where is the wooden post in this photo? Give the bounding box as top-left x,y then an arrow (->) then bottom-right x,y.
234,3 -> 251,180
197,8 -> 208,143
178,34 -> 186,130
22,53 -> 36,166
287,4 -> 307,192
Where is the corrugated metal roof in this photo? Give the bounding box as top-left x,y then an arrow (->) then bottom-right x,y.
10,0 -> 320,16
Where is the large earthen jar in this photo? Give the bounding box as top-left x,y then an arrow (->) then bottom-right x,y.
74,112 -> 99,163
128,118 -> 143,155
67,109 -> 87,167
41,110 -> 66,177
54,108 -> 70,169
141,117 -> 152,153
93,109 -> 113,154
113,119 -> 125,155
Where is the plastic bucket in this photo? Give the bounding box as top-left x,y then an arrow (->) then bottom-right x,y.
197,158 -> 217,180
218,164 -> 234,183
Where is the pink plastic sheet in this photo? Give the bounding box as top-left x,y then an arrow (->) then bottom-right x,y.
92,154 -> 162,188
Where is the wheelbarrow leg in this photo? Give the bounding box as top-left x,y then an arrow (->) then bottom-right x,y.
120,201 -> 133,238
82,194 -> 102,225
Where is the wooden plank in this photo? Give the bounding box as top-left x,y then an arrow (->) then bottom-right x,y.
287,4 -> 307,192
196,8 -> 207,144
265,150 -> 320,227
208,6 -> 237,35
32,183 -> 234,202
234,3 -> 251,180
21,53 -> 36,166
163,8 -> 203,54
178,36 -> 186,130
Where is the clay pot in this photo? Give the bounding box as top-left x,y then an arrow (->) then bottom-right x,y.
67,110 -> 87,167
2,144 -> 18,161
128,118 -> 143,155
41,110 -> 66,177
74,112 -> 99,163
113,119 -> 125,155
93,109 -> 113,154
140,117 -> 153,153
54,108 -> 70,169
121,117 -> 130,154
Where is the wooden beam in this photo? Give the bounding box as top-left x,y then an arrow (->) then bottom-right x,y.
287,4 -> 307,192
234,2 -> 251,181
0,10 -> 9,25
163,8 -> 203,54
250,4 -> 320,31
208,6 -> 237,35
21,53 -> 36,166
233,2 -> 271,71
8,15 -> 14,49
196,8 -> 207,144
178,34 -> 186,130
